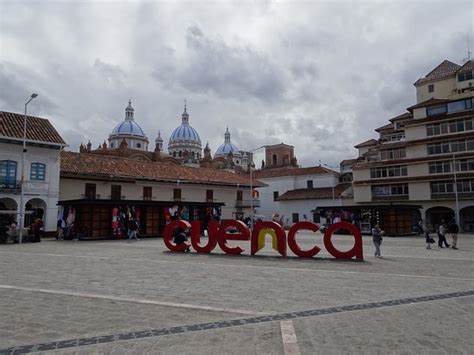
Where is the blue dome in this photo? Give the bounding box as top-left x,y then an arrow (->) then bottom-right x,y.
170,124 -> 201,143
215,142 -> 240,156
111,120 -> 145,136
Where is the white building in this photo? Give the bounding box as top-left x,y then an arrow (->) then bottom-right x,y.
0,111 -> 66,234
253,143 -> 346,225
59,151 -> 259,238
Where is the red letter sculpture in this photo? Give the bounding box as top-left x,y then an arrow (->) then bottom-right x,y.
323,222 -> 363,260
190,220 -> 218,253
218,220 -> 250,255
163,220 -> 191,252
287,221 -> 321,258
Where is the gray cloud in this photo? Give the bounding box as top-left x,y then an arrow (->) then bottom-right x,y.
1,0 -> 472,169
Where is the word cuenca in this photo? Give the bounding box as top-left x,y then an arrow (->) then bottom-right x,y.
163,220 -> 363,260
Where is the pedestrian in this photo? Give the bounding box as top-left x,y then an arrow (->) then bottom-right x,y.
128,219 -> 140,242
32,218 -> 43,243
420,219 -> 433,249
371,224 -> 383,258
437,219 -> 450,248
172,226 -> 190,252
447,219 -> 459,250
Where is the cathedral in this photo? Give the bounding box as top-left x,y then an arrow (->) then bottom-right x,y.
79,100 -> 252,172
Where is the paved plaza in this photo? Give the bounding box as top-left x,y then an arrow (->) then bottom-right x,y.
0,231 -> 473,354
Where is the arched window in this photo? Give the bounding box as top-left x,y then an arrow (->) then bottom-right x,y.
179,151 -> 182,157
110,142 -> 114,148
0,160 -> 18,187
30,163 -> 46,181
272,154 -> 277,166
136,143 -> 141,149
173,152 -> 176,157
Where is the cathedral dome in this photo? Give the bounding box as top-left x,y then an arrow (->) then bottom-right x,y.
108,100 -> 149,151
215,127 -> 241,157
111,120 -> 146,136
110,100 -> 146,138
168,104 -> 202,150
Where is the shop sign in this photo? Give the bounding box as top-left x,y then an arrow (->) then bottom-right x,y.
163,220 -> 363,260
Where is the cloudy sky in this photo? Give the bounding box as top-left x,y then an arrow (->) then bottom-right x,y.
1,0 -> 472,168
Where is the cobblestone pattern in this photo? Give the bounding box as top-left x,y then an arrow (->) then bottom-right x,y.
1,290 -> 472,354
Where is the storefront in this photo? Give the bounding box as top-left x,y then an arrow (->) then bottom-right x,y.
58,199 -> 224,239
312,204 -> 421,236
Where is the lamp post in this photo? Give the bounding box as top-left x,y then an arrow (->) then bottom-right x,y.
248,146 -> 265,228
452,152 -> 460,226
19,93 -> 38,244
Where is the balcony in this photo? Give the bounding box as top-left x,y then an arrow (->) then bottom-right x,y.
0,180 -> 20,193
235,199 -> 261,208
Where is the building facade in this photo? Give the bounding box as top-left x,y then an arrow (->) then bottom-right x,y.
349,60 -> 474,233
0,111 -> 66,234
59,151 -> 260,238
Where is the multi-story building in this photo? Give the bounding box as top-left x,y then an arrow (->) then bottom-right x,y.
0,111 -> 66,234
349,59 -> 474,233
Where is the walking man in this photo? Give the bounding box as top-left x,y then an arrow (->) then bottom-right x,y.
447,219 -> 459,250
438,219 -> 450,248
372,224 -> 383,258
128,219 -> 140,242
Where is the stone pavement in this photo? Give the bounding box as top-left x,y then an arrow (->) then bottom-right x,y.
0,231 -> 473,354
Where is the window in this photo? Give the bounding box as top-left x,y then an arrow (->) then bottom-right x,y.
427,139 -> 474,155
458,70 -> 473,82
427,105 -> 447,116
143,186 -> 152,200
428,161 -> 451,174
380,148 -> 406,160
272,154 -> 277,166
110,143 -> 114,148
173,188 -> 181,201
273,191 -> 279,201
111,185 -> 121,200
236,190 -> 243,201
0,160 -> 18,188
206,189 -> 214,202
459,159 -> 474,172
370,165 -> 408,179
428,84 -> 434,93
136,143 -> 141,148
372,184 -> 408,197
85,183 -> 97,199
307,180 -> 313,188
427,118 -> 473,136
292,213 -> 299,223
30,162 -> 46,181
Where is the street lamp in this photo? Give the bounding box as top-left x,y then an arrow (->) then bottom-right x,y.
248,146 -> 265,228
19,93 -> 38,244
452,152 -> 460,227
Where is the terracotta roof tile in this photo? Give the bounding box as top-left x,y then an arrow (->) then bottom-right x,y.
253,166 -> 336,179
277,184 -> 351,201
407,98 -> 449,111
354,139 -> 378,148
389,112 -> 413,122
414,60 -> 461,85
375,122 -> 394,132
457,59 -> 474,73
60,151 -> 262,187
0,111 -> 66,145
